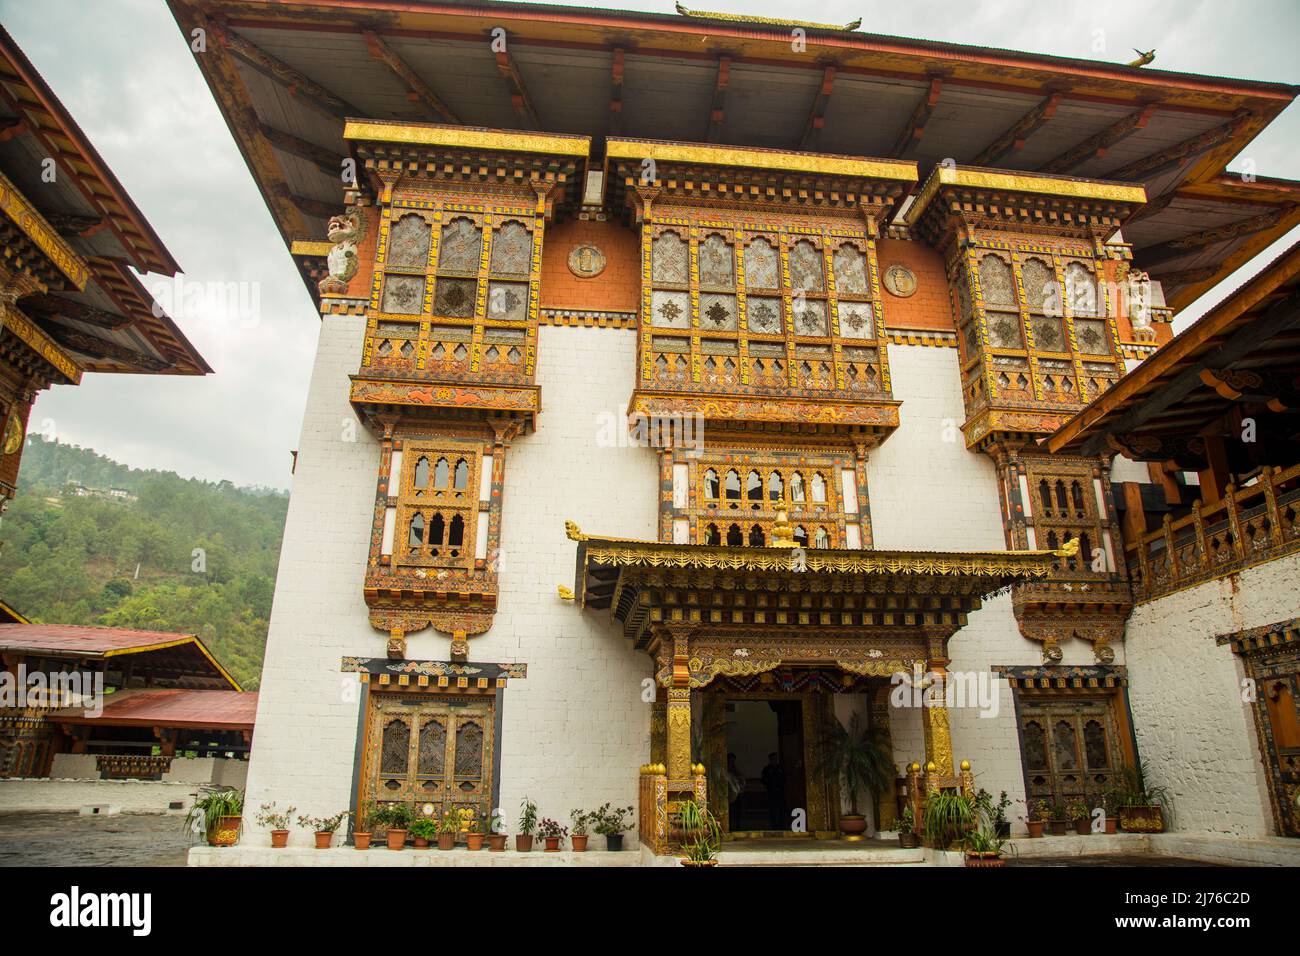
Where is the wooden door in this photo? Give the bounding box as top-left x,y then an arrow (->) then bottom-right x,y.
363,693 -> 494,821
1019,696 -> 1124,808
1245,648 -> 1300,837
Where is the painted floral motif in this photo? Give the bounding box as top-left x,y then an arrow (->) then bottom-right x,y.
979,255 -> 1014,307
744,238 -> 779,289
833,244 -> 869,295
1064,262 -> 1098,316
789,240 -> 824,293
793,300 -> 828,336
699,234 -> 735,288
438,218 -> 482,273
382,275 -> 425,315
650,290 -> 690,328
388,213 -> 432,269
490,221 -> 532,276
435,278 -> 477,317
699,294 -> 737,331
746,297 -> 782,334
838,303 -> 874,339
652,232 -> 688,284
1021,258 -> 1055,313
487,282 -> 528,322
1034,316 -> 1066,352
988,312 -> 1023,349
1073,318 -> 1109,354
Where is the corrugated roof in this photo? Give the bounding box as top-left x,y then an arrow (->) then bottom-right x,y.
47,688 -> 257,730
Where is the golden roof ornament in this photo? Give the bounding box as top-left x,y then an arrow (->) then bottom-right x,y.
1128,49 -> 1156,67
1053,537 -> 1081,559
557,585 -> 575,601
675,3 -> 862,32
564,520 -> 588,542
770,507 -> 796,548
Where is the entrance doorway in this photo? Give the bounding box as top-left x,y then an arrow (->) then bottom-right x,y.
724,698 -> 807,834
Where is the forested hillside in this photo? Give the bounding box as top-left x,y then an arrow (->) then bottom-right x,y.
0,436 -> 288,688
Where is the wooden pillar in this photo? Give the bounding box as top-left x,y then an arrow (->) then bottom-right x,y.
665,627 -> 693,782
650,685 -> 667,765
870,684 -> 898,830
922,633 -> 955,777
1198,436 -> 1231,505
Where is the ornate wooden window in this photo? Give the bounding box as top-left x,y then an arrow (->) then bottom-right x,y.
391,442 -> 482,572
640,221 -> 889,401
665,447 -> 871,549
1016,692 -> 1129,810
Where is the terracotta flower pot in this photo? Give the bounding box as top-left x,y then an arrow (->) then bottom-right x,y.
314,831 -> 333,849
897,832 -> 920,849
839,814 -> 868,838
354,832 -> 372,850
681,859 -> 719,867
437,832 -> 456,850
386,828 -> 408,850
1073,818 -> 1091,835
270,829 -> 289,848
516,834 -> 534,852
488,833 -> 507,852
413,837 -> 429,848
571,834 -> 588,852
1047,820 -> 1068,836
965,851 -> 1004,868
1104,817 -> 1118,834
466,833 -> 484,851
1026,820 -> 1046,838
543,836 -> 561,852
207,815 -> 241,847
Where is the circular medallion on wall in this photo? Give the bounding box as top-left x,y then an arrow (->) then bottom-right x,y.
567,244 -> 607,278
883,264 -> 917,298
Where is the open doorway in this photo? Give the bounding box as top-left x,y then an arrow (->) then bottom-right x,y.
724,698 -> 807,834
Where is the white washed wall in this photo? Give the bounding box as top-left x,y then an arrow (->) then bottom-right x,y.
244,322 -> 657,845
1125,552 -> 1300,837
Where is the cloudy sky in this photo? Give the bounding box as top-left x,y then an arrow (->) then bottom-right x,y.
3,0 -> 1297,490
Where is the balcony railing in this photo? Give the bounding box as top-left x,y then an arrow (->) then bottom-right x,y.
1125,463 -> 1300,602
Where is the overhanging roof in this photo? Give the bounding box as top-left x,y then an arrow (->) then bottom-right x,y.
170,1 -> 1300,311
0,624 -> 242,690
0,27 -> 210,376
46,688 -> 257,731
568,521 -> 1065,648
1048,239 -> 1300,458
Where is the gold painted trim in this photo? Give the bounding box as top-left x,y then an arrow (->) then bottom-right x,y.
0,302 -> 81,383
344,121 -> 591,158
290,239 -> 333,257
607,138 -> 917,182
907,165 -> 1147,227
676,3 -> 861,31
0,170 -> 91,291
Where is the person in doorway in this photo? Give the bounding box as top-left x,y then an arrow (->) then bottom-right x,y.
761,752 -> 787,830
726,752 -> 746,827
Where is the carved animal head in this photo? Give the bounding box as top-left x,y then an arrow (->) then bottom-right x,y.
326,209 -> 362,245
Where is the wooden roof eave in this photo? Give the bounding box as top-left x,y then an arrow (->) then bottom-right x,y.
1047,239 -> 1300,455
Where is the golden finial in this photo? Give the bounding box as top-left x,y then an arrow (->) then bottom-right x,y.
960,760 -> 971,772
557,586 -> 574,601
925,761 -> 937,774
770,506 -> 795,548
564,520 -> 588,542
1053,537 -> 1080,559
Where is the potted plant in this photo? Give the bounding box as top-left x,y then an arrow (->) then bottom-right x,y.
820,712 -> 895,837
1046,799 -> 1068,836
1024,799 -> 1048,838
592,803 -> 634,851
922,790 -> 974,850
897,805 -> 920,848
353,800 -> 374,849
975,789 -> 1012,839
298,811 -> 347,849
1114,763 -> 1171,833
1066,799 -> 1090,835
517,796 -> 538,852
963,823 -> 1009,868
409,817 -> 438,848
255,802 -> 296,848
465,812 -> 484,851
678,799 -> 722,867
1098,789 -> 1119,834
184,786 -> 244,847
385,803 -> 414,849
537,817 -> 568,851
570,809 -> 590,852
437,808 -> 460,850
487,810 -> 507,852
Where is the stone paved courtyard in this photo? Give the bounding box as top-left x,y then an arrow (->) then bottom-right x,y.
0,811 -> 193,867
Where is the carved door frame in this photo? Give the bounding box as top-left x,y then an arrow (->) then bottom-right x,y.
1236,640 -> 1300,837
